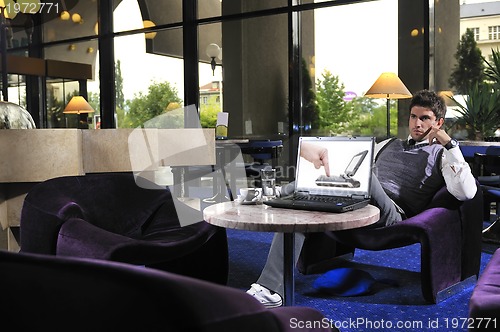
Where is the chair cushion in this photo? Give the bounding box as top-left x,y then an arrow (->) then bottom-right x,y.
0,250 -> 333,332
469,248 -> 500,323
57,216 -> 217,264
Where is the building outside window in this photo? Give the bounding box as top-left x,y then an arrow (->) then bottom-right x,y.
471,27 -> 480,40
489,25 -> 500,39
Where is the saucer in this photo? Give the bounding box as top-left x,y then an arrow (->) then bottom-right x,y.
240,200 -> 262,205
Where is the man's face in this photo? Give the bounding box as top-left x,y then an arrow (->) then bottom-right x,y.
408,106 -> 443,141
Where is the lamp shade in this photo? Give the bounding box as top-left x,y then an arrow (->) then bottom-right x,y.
364,72 -> 412,99
63,96 -> 94,114
206,43 -> 221,59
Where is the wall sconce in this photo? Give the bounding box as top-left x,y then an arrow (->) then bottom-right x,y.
364,72 -> 412,138
206,43 -> 222,76
1,0 -> 18,19
60,10 -> 70,20
143,20 -> 157,39
72,13 -> 82,24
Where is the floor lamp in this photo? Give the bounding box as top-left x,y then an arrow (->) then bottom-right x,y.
364,72 -> 412,138
63,96 -> 95,129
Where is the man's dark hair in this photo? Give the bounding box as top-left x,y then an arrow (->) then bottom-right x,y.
408,90 -> 447,120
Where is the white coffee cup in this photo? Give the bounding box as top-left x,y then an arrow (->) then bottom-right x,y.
240,188 -> 261,202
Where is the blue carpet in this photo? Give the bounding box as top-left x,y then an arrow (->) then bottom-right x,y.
226,228 -> 495,332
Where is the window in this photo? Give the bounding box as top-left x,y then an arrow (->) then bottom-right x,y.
489,26 -> 500,40
470,27 -> 480,41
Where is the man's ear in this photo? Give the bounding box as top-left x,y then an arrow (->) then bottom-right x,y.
436,118 -> 445,128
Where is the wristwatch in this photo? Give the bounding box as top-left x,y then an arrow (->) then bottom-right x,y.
444,138 -> 459,150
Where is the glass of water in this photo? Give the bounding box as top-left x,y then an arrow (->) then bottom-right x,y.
260,167 -> 276,200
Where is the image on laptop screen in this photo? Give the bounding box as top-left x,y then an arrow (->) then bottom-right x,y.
294,137 -> 374,198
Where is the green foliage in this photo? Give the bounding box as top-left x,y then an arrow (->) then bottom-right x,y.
348,97 -> 397,139
199,95 -> 221,128
449,29 -> 484,94
88,92 -> 100,114
484,48 -> 500,89
315,70 -> 352,135
115,60 -> 125,110
452,83 -> 500,140
124,81 -> 182,128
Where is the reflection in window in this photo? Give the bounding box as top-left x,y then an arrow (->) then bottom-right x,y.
7,75 -> 27,107
46,79 -> 79,128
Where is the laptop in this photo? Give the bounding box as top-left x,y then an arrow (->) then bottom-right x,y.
264,136 -> 375,213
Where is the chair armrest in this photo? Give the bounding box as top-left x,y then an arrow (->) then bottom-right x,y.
478,175 -> 500,186
332,207 -> 459,251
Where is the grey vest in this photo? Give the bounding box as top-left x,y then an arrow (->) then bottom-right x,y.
374,139 -> 444,217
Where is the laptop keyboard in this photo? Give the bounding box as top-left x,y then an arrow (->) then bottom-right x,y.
290,194 -> 361,205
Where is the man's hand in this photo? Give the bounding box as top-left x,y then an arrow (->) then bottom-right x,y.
300,142 -> 330,176
426,125 -> 451,146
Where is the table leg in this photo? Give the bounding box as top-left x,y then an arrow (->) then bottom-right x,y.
203,147 -> 230,203
283,232 -> 295,306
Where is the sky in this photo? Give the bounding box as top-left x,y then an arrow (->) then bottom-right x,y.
314,0 -> 397,97
88,0 -> 500,102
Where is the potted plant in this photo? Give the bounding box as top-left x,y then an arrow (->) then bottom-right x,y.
451,83 -> 500,141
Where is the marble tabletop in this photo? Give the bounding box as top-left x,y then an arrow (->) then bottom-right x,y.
203,201 -> 380,233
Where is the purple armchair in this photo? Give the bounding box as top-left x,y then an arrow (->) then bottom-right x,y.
469,248 -> 500,329
298,181 -> 483,303
0,250 -> 334,332
19,172 -> 228,285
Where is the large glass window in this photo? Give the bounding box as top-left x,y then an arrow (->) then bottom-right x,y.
199,22 -> 222,129
7,74 -> 27,107
222,0 -> 287,16
45,78 -> 79,128
112,31 -> 185,128
0,0 -> 476,140
221,13 -> 288,137
42,0 -> 97,43
122,0 -> 182,33
307,0 -> 398,139
110,0 -> 185,128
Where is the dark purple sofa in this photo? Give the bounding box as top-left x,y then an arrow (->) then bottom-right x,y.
0,250 -> 334,332
299,181 -> 483,303
19,172 -> 228,285
469,248 -> 500,329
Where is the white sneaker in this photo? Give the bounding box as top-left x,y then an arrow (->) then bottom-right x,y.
246,283 -> 283,308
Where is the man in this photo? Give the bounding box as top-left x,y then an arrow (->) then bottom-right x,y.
246,90 -> 477,307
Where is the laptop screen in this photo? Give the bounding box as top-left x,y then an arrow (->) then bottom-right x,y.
294,136 -> 375,197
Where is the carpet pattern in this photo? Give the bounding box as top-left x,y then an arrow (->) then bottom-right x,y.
226,228 -> 495,332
